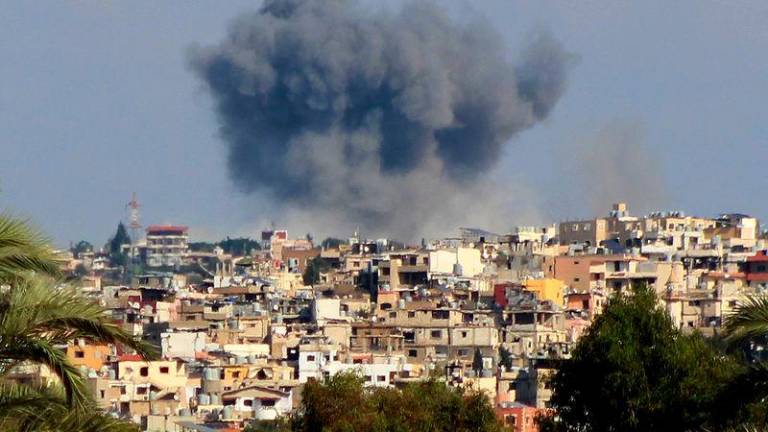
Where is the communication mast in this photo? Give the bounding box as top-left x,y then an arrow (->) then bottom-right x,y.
126,192 -> 141,261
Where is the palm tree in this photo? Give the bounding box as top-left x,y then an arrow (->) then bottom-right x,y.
0,214 -> 63,281
719,295 -> 768,427
0,214 -> 156,430
0,276 -> 157,407
724,296 -> 768,349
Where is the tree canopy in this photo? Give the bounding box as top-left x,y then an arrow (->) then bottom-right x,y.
543,285 -> 741,432
302,257 -> 331,286
107,222 -> 130,255
190,237 -> 261,256
245,372 -> 503,432
70,240 -> 93,258
0,214 -> 154,431
321,237 -> 345,249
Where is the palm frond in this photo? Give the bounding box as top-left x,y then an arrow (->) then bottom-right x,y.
0,278 -> 158,360
724,296 -> 768,347
0,214 -> 63,281
0,336 -> 88,408
0,382 -> 66,420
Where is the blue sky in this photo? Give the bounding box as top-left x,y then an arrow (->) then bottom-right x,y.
1,1 -> 766,247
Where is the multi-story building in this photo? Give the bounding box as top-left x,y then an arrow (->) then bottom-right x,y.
143,225 -> 189,268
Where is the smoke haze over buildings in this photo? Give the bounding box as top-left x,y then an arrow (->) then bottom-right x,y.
190,0 -> 572,239
566,120 -> 669,217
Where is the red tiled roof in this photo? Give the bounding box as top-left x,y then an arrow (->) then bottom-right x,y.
748,251 -> 768,262
117,354 -> 144,362
146,225 -> 188,234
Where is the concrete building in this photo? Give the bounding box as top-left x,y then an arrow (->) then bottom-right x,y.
144,225 -> 189,268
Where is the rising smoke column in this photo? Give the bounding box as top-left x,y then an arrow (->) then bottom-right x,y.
190,0 -> 572,238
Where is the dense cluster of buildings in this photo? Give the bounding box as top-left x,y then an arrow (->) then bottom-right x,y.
26,203 -> 768,431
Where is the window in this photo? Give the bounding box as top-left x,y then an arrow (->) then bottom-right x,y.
377,376 -> 386,382
100,390 -> 105,399
430,330 -> 442,339
120,387 -> 126,395
244,399 -> 253,407
140,367 -> 148,377
74,351 -> 85,358
389,311 -> 397,318
365,375 -> 373,382
408,349 -> 418,358
159,367 -> 169,374
262,399 -> 276,407
137,387 -> 147,395
407,311 -> 416,318
307,355 -> 316,362
457,349 -> 468,356
461,331 -> 468,338
574,278 -> 580,282
232,371 -> 241,378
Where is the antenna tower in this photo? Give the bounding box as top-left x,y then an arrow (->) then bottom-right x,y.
126,192 -> 141,260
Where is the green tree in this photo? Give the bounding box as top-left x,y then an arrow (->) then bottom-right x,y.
321,237 -> 345,249
107,222 -> 131,269
717,296 -> 768,426
472,348 -> 484,376
108,222 -> 130,255
0,215 -> 155,431
188,241 -> 215,253
217,237 -> 261,256
302,257 -> 331,286
544,285 -> 740,432
70,241 -> 93,259
498,346 -> 513,371
0,215 -> 62,281
293,372 -> 503,432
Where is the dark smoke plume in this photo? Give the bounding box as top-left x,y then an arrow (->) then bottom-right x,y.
190,0 -> 572,238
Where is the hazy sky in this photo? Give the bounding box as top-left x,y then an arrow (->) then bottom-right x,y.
1,1 -> 767,247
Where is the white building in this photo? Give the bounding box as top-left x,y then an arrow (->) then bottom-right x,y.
144,225 -> 189,267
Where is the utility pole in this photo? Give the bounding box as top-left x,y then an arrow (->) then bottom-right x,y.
126,192 -> 141,264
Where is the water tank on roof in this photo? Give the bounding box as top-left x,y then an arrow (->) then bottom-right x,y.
237,356 -> 246,365
179,408 -> 191,416
210,394 -> 220,405
204,368 -> 220,381
108,369 -> 116,380
199,394 -> 210,405
150,390 -> 158,401
249,354 -> 258,364
398,299 -> 406,309
222,405 -> 233,420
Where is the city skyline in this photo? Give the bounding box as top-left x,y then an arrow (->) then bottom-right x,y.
1,1 -> 767,247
